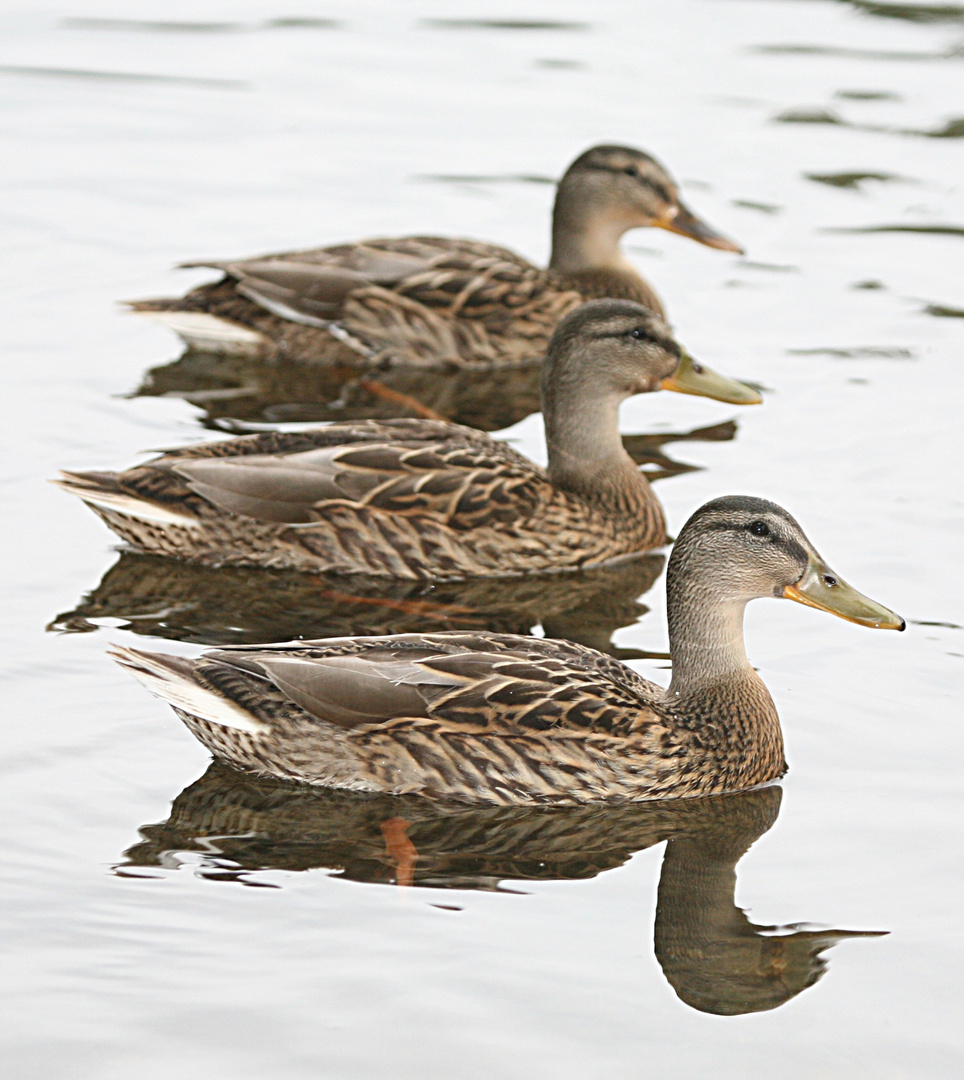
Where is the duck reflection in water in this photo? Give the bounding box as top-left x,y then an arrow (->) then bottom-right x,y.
133,346 -> 546,432
50,549 -> 665,659
119,765 -> 883,1016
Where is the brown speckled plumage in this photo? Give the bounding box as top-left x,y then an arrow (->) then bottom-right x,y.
58,301 -> 725,579
115,631 -> 781,805
110,497 -> 902,805
130,146 -> 741,369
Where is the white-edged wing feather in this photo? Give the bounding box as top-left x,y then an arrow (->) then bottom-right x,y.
109,645 -> 268,734
131,310 -> 267,357
51,476 -> 204,528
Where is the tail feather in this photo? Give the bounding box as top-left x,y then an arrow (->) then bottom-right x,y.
109,645 -> 268,735
124,305 -> 267,356
52,472 -> 203,529
54,469 -> 125,494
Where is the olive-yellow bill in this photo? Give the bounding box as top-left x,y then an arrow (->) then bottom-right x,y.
661,351 -> 763,406
784,554 -> 904,630
656,201 -> 744,254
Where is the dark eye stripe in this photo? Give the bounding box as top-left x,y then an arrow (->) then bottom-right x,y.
584,162 -> 671,203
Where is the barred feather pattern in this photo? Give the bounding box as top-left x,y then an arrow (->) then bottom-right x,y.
118,632 -> 787,805
132,236 -> 659,368
59,421 -> 665,578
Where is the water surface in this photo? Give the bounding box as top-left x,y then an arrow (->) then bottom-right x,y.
2,1 -> 962,1077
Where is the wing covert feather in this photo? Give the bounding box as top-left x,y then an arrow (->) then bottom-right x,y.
203,634 -> 664,738
183,237 -> 581,368
139,425 -> 547,528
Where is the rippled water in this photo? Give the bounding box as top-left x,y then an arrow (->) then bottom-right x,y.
2,1 -> 962,1076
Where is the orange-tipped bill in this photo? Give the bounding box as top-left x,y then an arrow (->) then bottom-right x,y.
657,201 -> 744,254
783,555 -> 904,630
660,351 -> 762,406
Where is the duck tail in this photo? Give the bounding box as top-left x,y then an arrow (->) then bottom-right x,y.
109,645 -> 268,735
52,471 -> 202,529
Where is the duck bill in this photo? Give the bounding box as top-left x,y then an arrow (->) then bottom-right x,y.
657,201 -> 744,254
783,557 -> 905,630
660,351 -> 762,405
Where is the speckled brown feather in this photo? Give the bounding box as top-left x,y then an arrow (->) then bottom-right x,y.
132,236 -> 658,369
112,631 -> 787,806
57,417 -> 665,579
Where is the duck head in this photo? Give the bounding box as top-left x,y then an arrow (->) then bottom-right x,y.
551,144 -> 744,273
670,496 -> 905,631
543,299 -> 761,408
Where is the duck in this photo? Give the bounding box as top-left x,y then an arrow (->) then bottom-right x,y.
55,300 -> 760,579
110,495 -> 904,805
129,144 -> 743,369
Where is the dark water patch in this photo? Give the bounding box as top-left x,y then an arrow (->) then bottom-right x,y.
265,17 -> 342,28
852,279 -> 886,288
826,223 -> 964,236
623,420 -> 740,481
422,18 -> 590,31
911,619 -> 963,629
0,64 -> 245,88
835,89 -> 902,100
63,17 -> 243,32
848,1 -> 964,24
738,260 -> 800,272
135,348 -> 543,432
419,173 -> 555,185
534,58 -> 585,68
865,115 -> 964,137
753,43 -> 961,61
923,302 -> 964,317
732,199 -> 783,214
62,16 -> 341,32
927,116 -> 964,137
776,108 -> 964,139
787,346 -> 915,359
807,171 -> 904,189
775,107 -> 845,124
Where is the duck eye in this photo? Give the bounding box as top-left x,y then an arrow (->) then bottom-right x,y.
630,326 -> 648,339
749,520 -> 770,537
624,165 -> 640,178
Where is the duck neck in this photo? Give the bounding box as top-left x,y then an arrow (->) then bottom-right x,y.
550,191 -> 637,275
663,564 -> 784,785
543,371 -> 654,515
667,586 -> 755,694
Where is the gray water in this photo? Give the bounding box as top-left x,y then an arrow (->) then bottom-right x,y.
2,1 -> 963,1076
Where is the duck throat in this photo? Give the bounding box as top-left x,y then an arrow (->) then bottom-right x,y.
667,590 -> 755,690
664,585 -> 785,786
550,197 -> 638,276
543,386 -> 659,522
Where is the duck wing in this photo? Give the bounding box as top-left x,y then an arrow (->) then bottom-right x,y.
113,633 -> 672,802
202,632 -> 665,738
182,237 -> 583,367
87,421 -> 546,529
